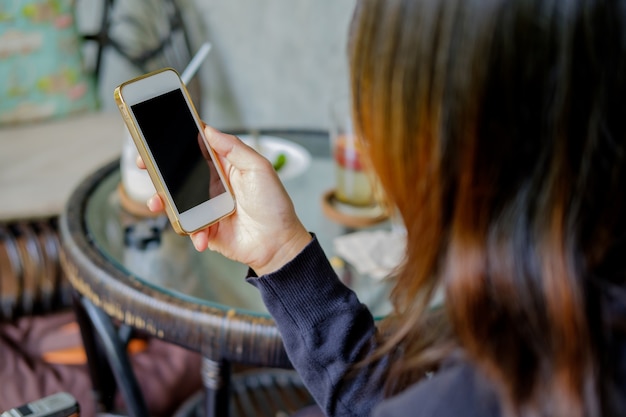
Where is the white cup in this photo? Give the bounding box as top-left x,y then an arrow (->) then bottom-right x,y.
120,128 -> 156,203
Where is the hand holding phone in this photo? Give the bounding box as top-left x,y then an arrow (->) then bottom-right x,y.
114,68 -> 235,235
140,126 -> 313,275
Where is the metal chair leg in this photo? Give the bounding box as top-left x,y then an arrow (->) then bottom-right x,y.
202,357 -> 231,417
74,293 -> 150,417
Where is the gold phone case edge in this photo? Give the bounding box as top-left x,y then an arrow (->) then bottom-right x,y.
113,68 -> 187,235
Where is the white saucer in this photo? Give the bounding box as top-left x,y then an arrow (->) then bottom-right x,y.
239,135 -> 312,180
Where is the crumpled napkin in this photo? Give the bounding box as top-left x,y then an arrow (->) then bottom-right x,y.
333,229 -> 406,280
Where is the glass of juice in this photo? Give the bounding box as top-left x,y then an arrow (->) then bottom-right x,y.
330,98 -> 376,207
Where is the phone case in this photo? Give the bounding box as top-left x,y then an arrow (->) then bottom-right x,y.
114,68 -> 234,235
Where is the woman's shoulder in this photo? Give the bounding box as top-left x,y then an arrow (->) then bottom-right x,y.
373,358 -> 501,417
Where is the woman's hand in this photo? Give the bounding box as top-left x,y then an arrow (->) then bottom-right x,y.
138,125 -> 312,275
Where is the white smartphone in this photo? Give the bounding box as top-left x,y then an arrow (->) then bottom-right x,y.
114,68 -> 235,235
1,392 -> 79,417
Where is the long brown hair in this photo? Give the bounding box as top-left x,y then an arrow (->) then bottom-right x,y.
349,0 -> 626,415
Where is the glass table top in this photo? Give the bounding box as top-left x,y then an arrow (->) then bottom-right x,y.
83,130 -> 393,319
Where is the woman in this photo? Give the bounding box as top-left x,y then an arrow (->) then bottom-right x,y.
142,0 -> 626,415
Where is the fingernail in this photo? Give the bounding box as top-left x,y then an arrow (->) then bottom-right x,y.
147,196 -> 156,211
190,234 -> 201,251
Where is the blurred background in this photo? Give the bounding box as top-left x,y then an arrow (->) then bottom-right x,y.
84,0 -> 357,131
0,0 -> 357,218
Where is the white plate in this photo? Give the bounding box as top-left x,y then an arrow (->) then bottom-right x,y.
239,135 -> 312,180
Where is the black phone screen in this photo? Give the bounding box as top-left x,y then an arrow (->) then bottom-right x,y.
131,89 -> 226,213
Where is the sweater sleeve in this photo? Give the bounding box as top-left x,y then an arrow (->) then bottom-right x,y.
246,236 -> 388,417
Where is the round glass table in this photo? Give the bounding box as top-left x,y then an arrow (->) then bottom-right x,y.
59,129 -> 392,417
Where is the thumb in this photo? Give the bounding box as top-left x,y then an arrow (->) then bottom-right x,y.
204,125 -> 262,171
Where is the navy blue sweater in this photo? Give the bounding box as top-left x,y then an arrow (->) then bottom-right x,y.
247,236 -> 501,417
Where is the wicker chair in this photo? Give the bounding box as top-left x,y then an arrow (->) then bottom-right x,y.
0,218 -> 71,321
